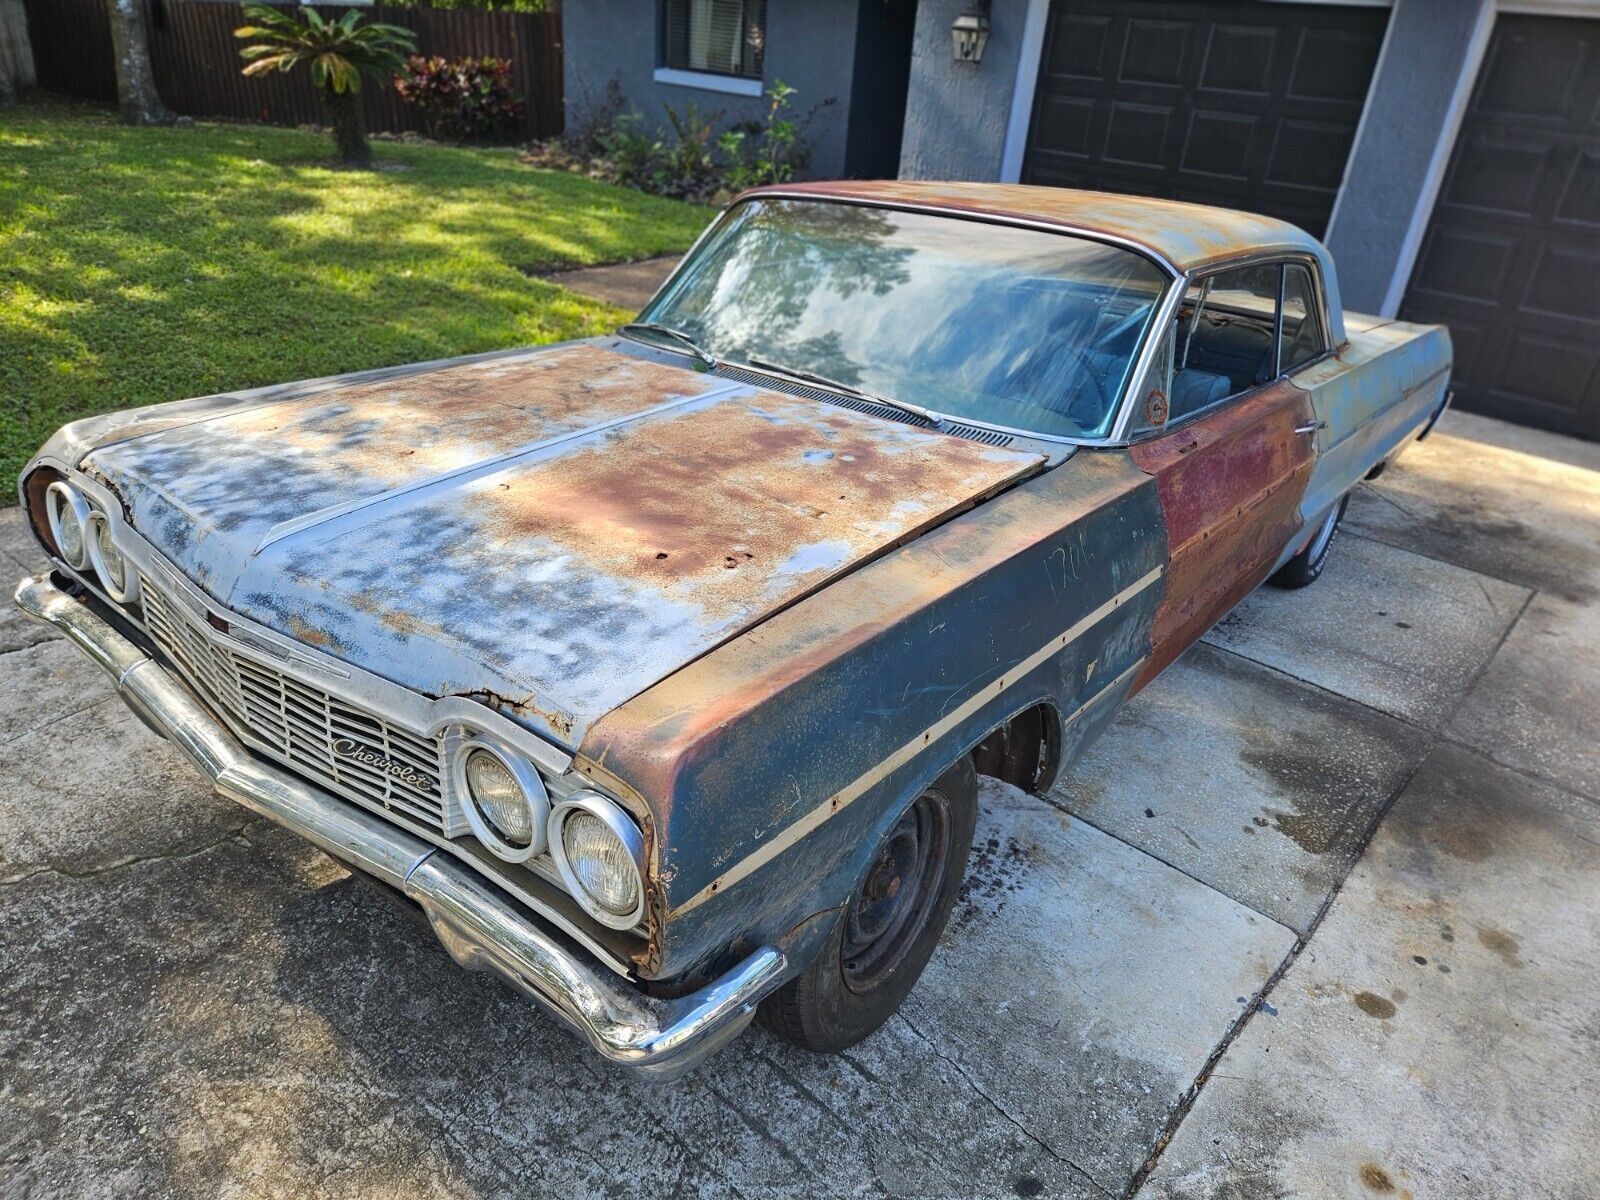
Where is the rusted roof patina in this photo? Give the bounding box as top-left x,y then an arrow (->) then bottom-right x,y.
741,181 -> 1347,342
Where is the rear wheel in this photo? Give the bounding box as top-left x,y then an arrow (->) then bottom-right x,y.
759,756 -> 978,1052
1271,494 -> 1348,590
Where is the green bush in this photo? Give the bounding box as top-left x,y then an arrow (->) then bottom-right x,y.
529,79 -> 821,203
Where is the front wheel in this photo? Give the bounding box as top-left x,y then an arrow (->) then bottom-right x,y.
759,756 -> 978,1052
1270,494 -> 1349,590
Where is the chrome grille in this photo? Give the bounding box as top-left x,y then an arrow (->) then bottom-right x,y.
139,574 -> 450,833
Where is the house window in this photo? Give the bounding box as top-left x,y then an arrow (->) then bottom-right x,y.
660,0 -> 767,80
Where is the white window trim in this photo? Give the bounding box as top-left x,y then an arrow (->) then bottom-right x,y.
999,0 -> 1052,183
653,68 -> 764,97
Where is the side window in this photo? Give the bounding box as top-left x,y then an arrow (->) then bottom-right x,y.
1280,264 -> 1326,373
1166,263 -> 1280,422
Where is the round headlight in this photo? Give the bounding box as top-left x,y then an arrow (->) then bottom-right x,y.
85,512 -> 140,604
454,740 -> 548,863
44,481 -> 92,570
550,793 -> 645,929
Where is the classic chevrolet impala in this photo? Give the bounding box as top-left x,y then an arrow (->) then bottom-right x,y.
15,183 -> 1451,1077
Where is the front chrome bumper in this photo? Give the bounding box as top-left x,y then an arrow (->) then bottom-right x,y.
15,573 -> 786,1080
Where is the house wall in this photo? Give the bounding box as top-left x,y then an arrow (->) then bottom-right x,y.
1322,0 -> 1494,315
898,0 -> 1035,181
562,0 -> 862,180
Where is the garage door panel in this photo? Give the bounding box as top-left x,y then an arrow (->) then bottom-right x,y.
1520,242 -> 1600,322
1402,13 -> 1600,439
1493,331 -> 1598,420
1021,1 -> 1388,238
1104,102 -> 1175,168
1046,14 -> 1110,78
1554,150 -> 1600,228
1409,229 -> 1518,308
1444,136 -> 1553,220
1199,24 -> 1279,95
1033,95 -> 1096,158
1477,24 -> 1593,124
1289,30 -> 1383,104
1266,119 -> 1357,192
1122,18 -> 1194,85
1182,109 -> 1259,179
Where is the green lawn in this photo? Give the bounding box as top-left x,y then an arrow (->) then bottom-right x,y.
0,104 -> 713,492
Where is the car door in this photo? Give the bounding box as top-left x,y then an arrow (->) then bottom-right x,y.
1127,260 -> 1319,686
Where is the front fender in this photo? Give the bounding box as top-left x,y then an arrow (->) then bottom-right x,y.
584,449 -> 1167,981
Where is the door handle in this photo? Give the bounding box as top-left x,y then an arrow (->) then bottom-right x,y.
1294,420 -> 1327,436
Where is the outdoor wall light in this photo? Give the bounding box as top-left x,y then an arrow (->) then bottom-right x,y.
951,1 -> 991,64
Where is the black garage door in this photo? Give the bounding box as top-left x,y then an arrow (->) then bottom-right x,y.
1400,16 -> 1600,441
1020,1 -> 1388,237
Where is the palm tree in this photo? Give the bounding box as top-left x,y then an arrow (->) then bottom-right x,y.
236,5 -> 415,168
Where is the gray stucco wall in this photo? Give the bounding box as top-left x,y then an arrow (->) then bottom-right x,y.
562,0 -> 861,180
898,0 -> 1031,180
1324,0 -> 1492,315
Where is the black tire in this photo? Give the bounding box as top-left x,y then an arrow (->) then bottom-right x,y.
1270,494 -> 1349,590
759,756 -> 979,1053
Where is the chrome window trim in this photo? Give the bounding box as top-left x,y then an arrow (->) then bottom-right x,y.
30,462 -> 644,974
640,193 -> 1185,450
1122,251 -> 1338,443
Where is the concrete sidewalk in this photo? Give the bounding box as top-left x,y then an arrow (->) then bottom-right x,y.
1,410 -> 1596,1199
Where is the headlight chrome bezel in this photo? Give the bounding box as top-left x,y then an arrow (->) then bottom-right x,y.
453,737 -> 550,864
549,791 -> 647,930
44,481 -> 93,571
84,509 -> 141,605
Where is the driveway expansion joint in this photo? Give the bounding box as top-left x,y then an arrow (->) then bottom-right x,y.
895,1010 -> 1115,1199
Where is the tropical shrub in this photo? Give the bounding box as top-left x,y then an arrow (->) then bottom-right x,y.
395,55 -> 526,141
235,4 -> 416,168
526,79 -> 822,204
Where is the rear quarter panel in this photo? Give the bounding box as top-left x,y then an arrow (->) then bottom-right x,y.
580,450 -> 1167,981
1293,317 -> 1453,528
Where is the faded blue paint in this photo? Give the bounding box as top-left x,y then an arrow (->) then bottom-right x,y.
1291,312 -> 1453,538
75,342 -> 1044,749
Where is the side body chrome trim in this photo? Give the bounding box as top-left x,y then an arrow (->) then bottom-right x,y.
14,573 -> 786,1079
672,563 -> 1165,916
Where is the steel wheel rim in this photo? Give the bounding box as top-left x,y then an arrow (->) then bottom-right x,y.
841,790 -> 950,994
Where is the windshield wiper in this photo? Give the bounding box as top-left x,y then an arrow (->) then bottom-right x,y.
744,356 -> 942,426
619,322 -> 717,370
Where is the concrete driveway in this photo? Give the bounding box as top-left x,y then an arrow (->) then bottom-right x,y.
2,410 -> 1596,1199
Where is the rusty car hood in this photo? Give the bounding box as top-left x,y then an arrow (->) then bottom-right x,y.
81,342 -> 1046,748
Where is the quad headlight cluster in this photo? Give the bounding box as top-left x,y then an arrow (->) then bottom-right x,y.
453,739 -> 645,930
44,480 -> 140,605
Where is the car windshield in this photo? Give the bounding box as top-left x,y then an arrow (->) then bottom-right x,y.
638,198 -> 1172,439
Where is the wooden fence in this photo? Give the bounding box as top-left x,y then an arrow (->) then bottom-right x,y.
22,0 -> 564,139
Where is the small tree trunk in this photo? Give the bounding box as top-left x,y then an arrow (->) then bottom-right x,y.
0,0 -> 38,104
323,87 -> 371,168
105,0 -> 171,124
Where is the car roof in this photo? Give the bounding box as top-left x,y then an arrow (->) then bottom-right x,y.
737,181 -> 1346,342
